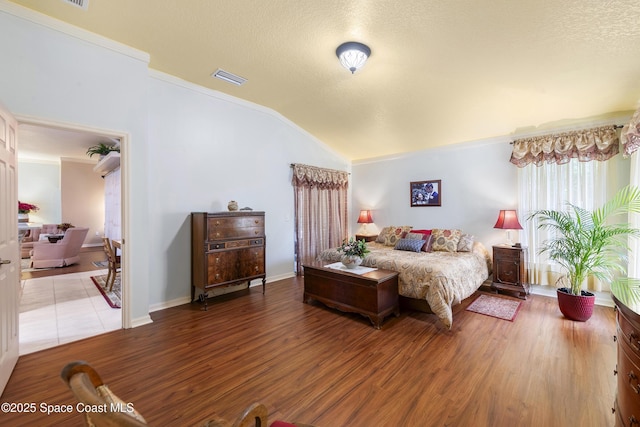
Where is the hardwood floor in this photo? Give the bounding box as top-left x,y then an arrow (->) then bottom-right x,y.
2,277 -> 616,426
20,246 -> 106,280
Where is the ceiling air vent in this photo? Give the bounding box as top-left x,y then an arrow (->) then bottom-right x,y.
211,69 -> 247,86
62,0 -> 89,10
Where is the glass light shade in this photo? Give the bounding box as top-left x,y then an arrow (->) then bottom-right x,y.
357,210 -> 373,224
336,42 -> 371,74
493,210 -> 523,230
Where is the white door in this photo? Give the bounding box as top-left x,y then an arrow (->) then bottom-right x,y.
0,101 -> 20,395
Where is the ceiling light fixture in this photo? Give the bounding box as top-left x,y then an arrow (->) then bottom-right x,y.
336,42 -> 371,74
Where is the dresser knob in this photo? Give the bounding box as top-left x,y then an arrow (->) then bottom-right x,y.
630,415 -> 639,425
614,368 -> 618,376
630,332 -> 640,351
614,335 -> 618,342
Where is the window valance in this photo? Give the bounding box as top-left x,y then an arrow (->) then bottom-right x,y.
509,125 -> 619,168
291,163 -> 349,189
622,107 -> 640,157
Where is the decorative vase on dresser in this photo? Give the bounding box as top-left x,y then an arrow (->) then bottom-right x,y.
191,211 -> 266,310
612,294 -> 640,426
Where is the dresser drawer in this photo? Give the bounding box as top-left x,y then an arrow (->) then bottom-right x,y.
616,336 -> 640,424
618,308 -> 640,357
206,247 -> 265,285
207,238 -> 264,251
207,216 -> 264,240
493,247 -> 522,261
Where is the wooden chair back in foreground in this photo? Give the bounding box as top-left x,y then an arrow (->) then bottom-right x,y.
60,361 -> 148,427
61,361 -> 315,427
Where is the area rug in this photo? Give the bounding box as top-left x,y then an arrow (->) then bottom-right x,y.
90,274 -> 121,309
92,260 -> 109,268
466,294 -> 522,321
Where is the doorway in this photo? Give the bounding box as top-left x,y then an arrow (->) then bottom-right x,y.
16,118 -> 126,354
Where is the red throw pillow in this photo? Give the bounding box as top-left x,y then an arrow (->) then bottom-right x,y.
412,229 -> 432,236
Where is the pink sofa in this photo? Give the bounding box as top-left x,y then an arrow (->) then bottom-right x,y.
20,224 -> 62,258
30,227 -> 89,268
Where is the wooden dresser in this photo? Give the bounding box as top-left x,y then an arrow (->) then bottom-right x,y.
191,211 -> 266,309
613,294 -> 640,426
491,245 -> 529,299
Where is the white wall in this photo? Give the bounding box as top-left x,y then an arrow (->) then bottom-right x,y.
0,3 -> 349,317
17,160 -> 61,225
17,159 -> 105,245
0,3 -> 151,324
146,72 -> 349,306
352,137 -> 517,249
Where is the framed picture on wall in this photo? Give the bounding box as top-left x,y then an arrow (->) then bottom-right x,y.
410,180 -> 441,207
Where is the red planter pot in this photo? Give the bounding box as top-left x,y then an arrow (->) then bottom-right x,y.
556,288 -> 596,322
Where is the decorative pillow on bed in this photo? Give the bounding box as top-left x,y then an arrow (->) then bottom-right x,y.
406,232 -> 432,252
375,226 -> 395,244
422,234 -> 434,252
382,226 -> 413,246
405,232 -> 426,240
394,238 -> 424,253
431,229 -> 462,252
457,233 -> 475,252
412,229 -> 432,236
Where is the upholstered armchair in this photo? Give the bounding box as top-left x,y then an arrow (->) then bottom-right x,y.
20,224 -> 62,258
30,227 -> 89,268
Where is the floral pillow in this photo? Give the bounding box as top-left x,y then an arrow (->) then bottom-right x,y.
431,229 -> 462,252
375,226 -> 395,244
383,226 -> 413,246
394,238 -> 424,253
457,234 -> 475,252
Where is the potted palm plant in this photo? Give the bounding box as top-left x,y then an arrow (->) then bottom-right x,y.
86,143 -> 119,159
529,185 -> 640,321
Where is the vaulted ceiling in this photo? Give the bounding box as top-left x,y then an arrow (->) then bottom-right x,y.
9,0 -> 640,160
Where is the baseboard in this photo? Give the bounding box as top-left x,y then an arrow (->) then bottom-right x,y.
528,284 -> 614,308
148,272 -> 297,314
130,314 -> 153,328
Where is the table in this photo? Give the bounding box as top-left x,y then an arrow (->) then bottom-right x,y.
302,261 -> 399,329
355,234 -> 378,242
39,234 -> 64,243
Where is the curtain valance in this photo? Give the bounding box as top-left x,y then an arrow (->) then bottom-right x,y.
291,163 -> 349,189
622,107 -> 640,157
509,125 -> 619,168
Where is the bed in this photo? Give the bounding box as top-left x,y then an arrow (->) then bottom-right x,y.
318,227 -> 492,329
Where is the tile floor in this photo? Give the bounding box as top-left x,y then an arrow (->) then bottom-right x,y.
19,269 -> 122,355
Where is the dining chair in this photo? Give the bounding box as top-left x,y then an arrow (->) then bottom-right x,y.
102,237 -> 121,292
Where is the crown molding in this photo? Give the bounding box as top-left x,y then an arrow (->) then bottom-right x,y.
0,0 -> 149,63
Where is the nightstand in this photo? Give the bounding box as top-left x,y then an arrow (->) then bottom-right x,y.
355,234 -> 378,242
491,245 -> 529,299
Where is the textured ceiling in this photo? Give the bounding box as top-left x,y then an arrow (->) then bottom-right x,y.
8,0 -> 640,160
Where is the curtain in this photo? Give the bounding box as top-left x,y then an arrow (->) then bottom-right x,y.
292,164 -> 349,275
510,125 -> 619,167
513,125 -> 624,291
104,168 -> 121,242
517,159 -> 617,291
622,107 -> 640,157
